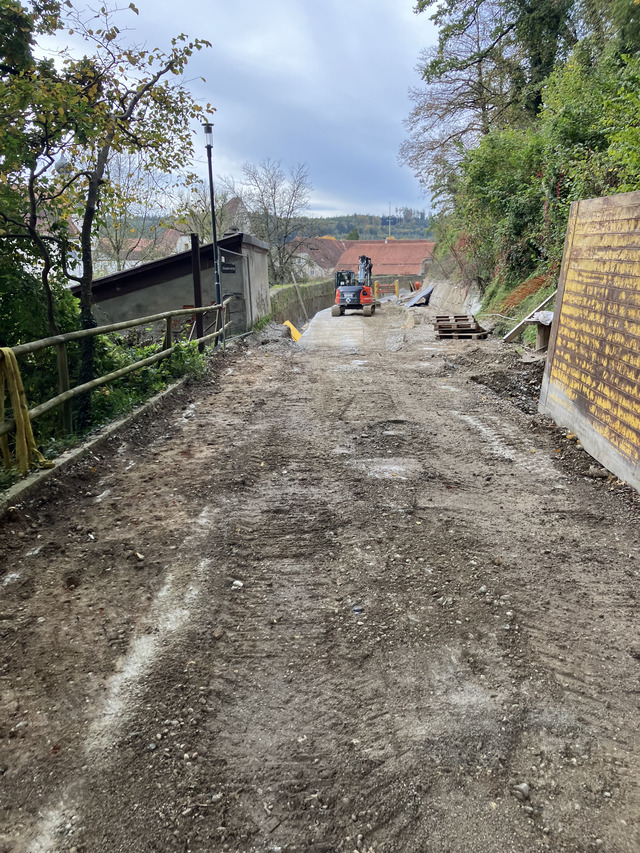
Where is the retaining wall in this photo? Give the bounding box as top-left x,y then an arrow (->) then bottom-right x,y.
539,191 -> 640,492
428,277 -> 483,315
270,280 -> 335,328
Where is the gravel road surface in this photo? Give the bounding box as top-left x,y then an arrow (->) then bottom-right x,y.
1,304 -> 639,853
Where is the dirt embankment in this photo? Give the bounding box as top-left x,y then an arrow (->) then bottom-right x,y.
1,306 -> 639,853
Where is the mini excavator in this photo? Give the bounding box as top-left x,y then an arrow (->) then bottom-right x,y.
331,255 -> 376,317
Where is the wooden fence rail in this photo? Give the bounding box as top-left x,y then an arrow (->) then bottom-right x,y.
0,300 -> 231,441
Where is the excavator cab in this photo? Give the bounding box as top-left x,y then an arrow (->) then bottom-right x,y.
335,270 -> 355,288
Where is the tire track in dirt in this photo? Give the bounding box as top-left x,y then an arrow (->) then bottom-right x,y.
2,309 -> 640,852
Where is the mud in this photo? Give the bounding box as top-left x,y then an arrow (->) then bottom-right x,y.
1,305 -> 639,853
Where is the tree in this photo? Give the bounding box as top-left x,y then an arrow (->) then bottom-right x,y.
400,0 -> 518,195
94,151 -> 179,274
0,0 -> 212,426
227,158 -> 312,285
404,0 -> 640,318
0,0 -> 37,77
171,180 -> 247,245
402,0 -> 577,194
346,227 -> 360,240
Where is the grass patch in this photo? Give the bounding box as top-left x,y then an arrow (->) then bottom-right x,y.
252,314 -> 274,332
480,279 -> 557,339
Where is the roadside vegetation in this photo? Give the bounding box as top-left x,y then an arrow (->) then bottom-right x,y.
0,0 -> 211,471
401,0 -> 640,327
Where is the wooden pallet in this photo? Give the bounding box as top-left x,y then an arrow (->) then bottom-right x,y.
433,312 -> 487,339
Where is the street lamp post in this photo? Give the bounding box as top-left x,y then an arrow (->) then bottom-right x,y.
203,123 -> 222,337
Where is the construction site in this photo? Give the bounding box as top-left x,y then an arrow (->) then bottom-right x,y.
1,276 -> 640,852
4,0 -> 640,849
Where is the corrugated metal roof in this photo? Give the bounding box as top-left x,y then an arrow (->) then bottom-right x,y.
335,240 -> 435,277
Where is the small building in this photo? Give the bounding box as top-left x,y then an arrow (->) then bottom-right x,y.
71,232 -> 270,335
335,239 -> 435,280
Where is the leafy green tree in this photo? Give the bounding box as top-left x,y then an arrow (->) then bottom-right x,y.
604,58 -> 640,191
403,0 -> 577,194
346,227 -> 360,240
405,0 -> 640,311
401,0 -> 518,195
0,0 -> 212,427
610,0 -> 640,55
0,0 -> 36,77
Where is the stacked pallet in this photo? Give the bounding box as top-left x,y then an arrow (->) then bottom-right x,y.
433,314 -> 488,340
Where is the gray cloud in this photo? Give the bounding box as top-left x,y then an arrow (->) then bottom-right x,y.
88,0 -> 437,215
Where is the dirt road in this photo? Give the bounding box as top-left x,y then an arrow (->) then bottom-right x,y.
1,304 -> 640,853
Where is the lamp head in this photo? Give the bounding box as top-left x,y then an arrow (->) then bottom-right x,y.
203,123 -> 213,148
54,154 -> 71,174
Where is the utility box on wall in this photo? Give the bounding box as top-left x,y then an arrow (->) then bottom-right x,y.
539,191 -> 640,492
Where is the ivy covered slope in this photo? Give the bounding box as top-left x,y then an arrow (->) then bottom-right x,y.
401,0 -> 640,331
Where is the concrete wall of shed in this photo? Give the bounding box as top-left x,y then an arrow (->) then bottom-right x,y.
242,247 -> 271,328
91,273 -> 216,327
217,249 -> 246,333
91,243 -> 270,335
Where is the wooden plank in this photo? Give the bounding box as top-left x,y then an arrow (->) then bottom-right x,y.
503,290 -> 557,343
435,314 -> 474,321
436,331 -> 489,340
434,322 -> 480,330
434,317 -> 477,324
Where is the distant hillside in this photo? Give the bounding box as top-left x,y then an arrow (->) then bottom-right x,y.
304,209 -> 433,241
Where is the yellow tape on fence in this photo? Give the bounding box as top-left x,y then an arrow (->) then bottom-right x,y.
0,348 -> 54,475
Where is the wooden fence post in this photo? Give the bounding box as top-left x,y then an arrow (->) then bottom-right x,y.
191,234 -> 204,353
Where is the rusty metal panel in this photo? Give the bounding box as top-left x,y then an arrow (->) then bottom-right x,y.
539,192 -> 640,491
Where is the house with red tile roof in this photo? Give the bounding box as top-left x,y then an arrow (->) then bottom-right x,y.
292,236 -> 348,279
335,239 -> 435,278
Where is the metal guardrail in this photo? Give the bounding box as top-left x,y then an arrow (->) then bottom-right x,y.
0,300 -> 232,440
374,279 -> 400,300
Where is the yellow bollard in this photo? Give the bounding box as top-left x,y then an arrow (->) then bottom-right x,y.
394,280 -> 399,298
374,280 -> 379,301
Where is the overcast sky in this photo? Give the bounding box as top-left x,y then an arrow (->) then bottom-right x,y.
59,1 -> 438,217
